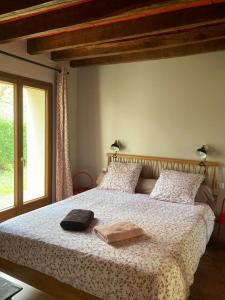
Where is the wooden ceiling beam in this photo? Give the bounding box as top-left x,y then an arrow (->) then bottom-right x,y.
27,2 -> 225,54
0,0 -> 197,43
52,23 -> 225,61
0,1 -> 51,15
0,1 -> 79,22
70,38 -> 225,67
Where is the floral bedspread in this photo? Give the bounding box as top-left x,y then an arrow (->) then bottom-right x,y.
0,189 -> 215,299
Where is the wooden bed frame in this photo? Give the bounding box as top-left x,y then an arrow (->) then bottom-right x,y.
0,153 -> 219,299
107,153 -> 219,195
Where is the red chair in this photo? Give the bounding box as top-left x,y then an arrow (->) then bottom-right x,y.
73,171 -> 94,195
217,198 -> 225,238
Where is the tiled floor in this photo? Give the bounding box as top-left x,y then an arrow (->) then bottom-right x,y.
189,226 -> 225,300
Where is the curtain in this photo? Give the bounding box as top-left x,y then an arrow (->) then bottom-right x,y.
56,68 -> 73,201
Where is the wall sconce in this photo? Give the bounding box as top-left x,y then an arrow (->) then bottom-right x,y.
196,145 -> 207,167
110,140 -> 120,158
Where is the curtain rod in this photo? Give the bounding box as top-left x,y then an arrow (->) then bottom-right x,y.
0,49 -> 62,73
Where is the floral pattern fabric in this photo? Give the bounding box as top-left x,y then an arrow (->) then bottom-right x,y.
0,189 -> 214,300
98,162 -> 142,193
56,68 -> 73,201
150,170 -> 205,204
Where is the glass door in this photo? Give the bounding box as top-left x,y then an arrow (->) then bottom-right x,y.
0,72 -> 52,221
0,81 -> 15,211
23,86 -> 46,203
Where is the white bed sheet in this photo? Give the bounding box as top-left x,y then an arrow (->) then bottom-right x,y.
0,189 -> 215,300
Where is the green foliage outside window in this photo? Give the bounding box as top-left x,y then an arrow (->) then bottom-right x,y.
0,119 -> 14,171
0,119 -> 27,171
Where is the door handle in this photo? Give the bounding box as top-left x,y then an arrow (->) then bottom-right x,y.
20,157 -> 26,167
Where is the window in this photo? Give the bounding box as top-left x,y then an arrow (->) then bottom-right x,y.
0,72 -> 52,221
0,81 -> 14,211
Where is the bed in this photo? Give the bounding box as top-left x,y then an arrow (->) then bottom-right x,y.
0,153 -> 219,300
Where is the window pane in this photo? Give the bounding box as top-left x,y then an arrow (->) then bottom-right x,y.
23,86 -> 46,202
0,81 -> 14,210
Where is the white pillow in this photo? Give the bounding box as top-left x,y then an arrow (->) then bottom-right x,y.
150,170 -> 204,204
98,162 -> 142,194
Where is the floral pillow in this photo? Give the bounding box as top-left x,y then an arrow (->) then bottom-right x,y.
98,162 -> 142,194
150,170 -> 205,204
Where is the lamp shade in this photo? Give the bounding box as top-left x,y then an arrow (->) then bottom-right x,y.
110,140 -> 120,152
197,145 -> 207,161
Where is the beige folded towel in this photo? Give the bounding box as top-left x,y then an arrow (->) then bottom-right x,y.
94,221 -> 144,244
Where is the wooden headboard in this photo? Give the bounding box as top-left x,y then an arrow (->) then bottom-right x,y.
107,153 -> 219,195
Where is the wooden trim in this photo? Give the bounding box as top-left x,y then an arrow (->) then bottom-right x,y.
46,77 -> 53,205
0,71 -> 52,222
20,198 -> 51,214
70,38 -> 225,66
0,208 -> 17,223
0,258 -> 99,300
0,71 -> 52,89
107,153 -> 219,166
17,79 -> 23,210
27,2 -> 225,54
13,79 -> 19,213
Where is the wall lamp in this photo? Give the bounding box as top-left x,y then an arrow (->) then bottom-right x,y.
196,145 -> 207,167
110,140 -> 120,158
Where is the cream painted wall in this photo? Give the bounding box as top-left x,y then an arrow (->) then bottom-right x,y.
76,51 -> 225,212
0,41 -> 57,83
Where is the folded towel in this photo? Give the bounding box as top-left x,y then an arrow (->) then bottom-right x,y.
60,209 -> 94,231
94,221 -> 144,244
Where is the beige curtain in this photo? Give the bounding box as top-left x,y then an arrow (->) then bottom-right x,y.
56,68 -> 73,201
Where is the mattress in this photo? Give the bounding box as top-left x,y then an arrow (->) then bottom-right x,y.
0,189 -> 215,300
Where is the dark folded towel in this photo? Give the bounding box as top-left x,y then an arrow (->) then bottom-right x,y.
60,209 -> 94,231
